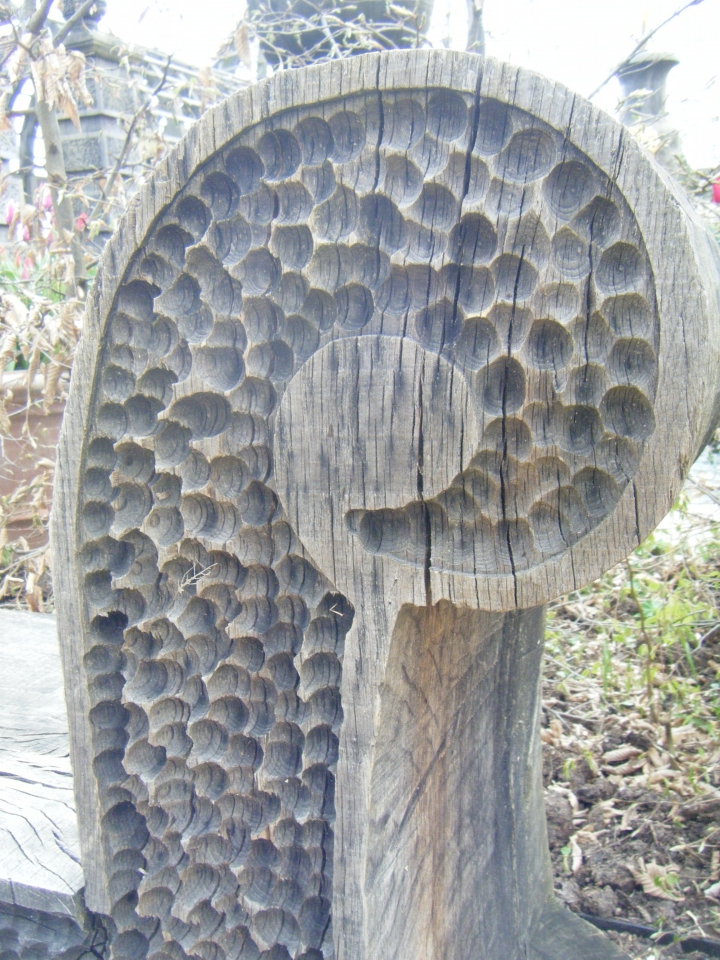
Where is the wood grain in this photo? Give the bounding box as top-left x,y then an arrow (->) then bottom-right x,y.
0,611 -> 83,911
50,49 -> 720,960
0,610 -> 97,958
365,604 -> 628,960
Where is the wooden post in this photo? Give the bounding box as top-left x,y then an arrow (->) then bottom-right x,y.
52,50 -> 720,960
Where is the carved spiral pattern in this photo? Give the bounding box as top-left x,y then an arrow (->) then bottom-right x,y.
76,87 -> 657,958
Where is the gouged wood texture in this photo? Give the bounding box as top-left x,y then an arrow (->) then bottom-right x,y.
51,49 -> 720,960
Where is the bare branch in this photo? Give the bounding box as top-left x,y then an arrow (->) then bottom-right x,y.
36,96 -> 87,294
2,77 -> 31,117
53,0 -> 97,47
89,55 -> 173,222
588,0 -> 706,100
231,0 -> 432,72
24,0 -> 55,37
320,13 -> 343,59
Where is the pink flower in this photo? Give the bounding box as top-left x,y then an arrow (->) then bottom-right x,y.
42,189 -> 53,211
5,200 -> 16,225
713,181 -> 720,204
76,212 -> 89,232
22,225 -> 30,242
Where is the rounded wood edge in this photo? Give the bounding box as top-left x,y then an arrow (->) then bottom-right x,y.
54,52 -> 720,609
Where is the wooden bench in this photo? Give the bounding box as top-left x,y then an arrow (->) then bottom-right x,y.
0,610 -> 100,958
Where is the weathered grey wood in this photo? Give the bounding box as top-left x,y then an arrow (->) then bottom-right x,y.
366,604 -> 625,960
50,49 -> 720,960
274,337 -> 629,960
0,610 -> 99,958
0,610 -> 83,912
0,610 -> 71,754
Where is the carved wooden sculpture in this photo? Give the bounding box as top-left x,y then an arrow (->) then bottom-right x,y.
52,50 -> 720,960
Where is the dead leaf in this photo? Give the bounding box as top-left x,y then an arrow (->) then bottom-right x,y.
59,300 -> 82,343
632,859 -> 684,901
66,50 -> 93,108
619,803 -> 639,832
646,747 -> 668,768
648,767 -> 679,785
44,360 -> 62,412
569,833 -> 583,873
548,783 -> 579,814
0,399 -> 10,435
234,23 -> 253,69
603,745 -> 642,764
198,65 -> 213,87
602,757 -> 645,776
705,879 -> 720,900
541,716 -> 564,745
30,40 -> 89,131
3,294 -> 28,330
7,45 -> 28,84
0,332 -> 15,376
25,584 -> 42,612
26,339 -> 41,392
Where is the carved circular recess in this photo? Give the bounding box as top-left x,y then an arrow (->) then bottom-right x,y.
58,54 -> 678,960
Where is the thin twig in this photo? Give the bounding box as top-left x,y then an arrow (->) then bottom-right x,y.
88,55 -> 172,223
686,474 -> 720,507
52,0 -> 97,47
625,559 -> 659,722
320,13 -> 343,59
588,0 -> 707,100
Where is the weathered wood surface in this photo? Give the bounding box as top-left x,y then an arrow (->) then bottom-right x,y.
0,609 -> 97,959
51,49 -> 720,960
363,604 -> 624,960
